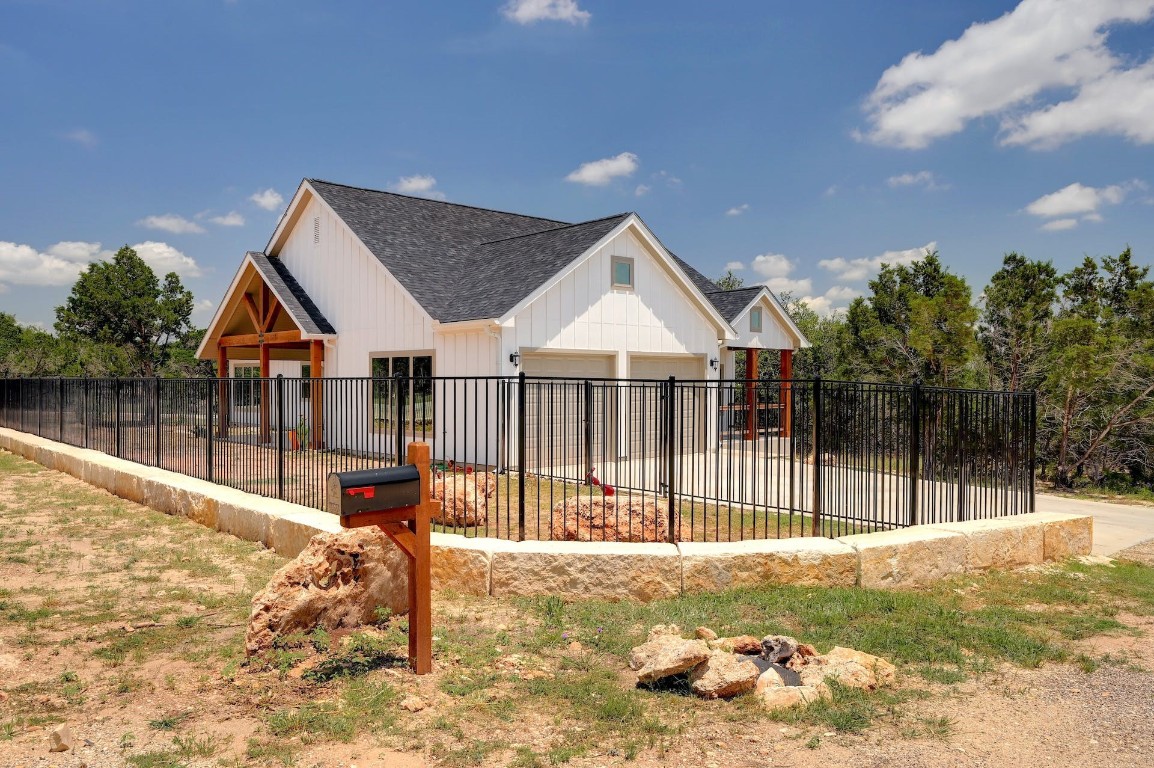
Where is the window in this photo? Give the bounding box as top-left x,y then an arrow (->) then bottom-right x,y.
371,353 -> 434,431
300,364 -> 311,399
611,256 -> 634,289
232,365 -> 260,406
750,307 -> 763,333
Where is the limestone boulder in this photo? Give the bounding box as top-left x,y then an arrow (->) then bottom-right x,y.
245,527 -> 407,656
549,496 -> 669,543
796,646 -> 896,690
432,472 -> 496,528
759,683 -> 830,711
694,626 -> 718,641
630,635 -> 711,683
760,635 -> 799,663
708,635 -> 762,655
688,650 -> 761,699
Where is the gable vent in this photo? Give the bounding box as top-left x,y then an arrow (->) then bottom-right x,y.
313,216 -> 320,245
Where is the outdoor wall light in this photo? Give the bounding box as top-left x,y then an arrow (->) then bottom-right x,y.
509,352 -> 520,367
709,357 -> 719,370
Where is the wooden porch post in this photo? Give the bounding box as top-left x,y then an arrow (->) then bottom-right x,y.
310,340 -> 324,449
259,341 -> 271,443
217,346 -> 230,438
745,349 -> 758,441
780,348 -> 793,438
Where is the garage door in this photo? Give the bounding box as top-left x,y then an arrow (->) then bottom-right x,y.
626,356 -> 707,458
521,354 -> 615,473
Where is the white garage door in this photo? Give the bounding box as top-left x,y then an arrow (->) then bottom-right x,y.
520,353 -> 615,473
626,356 -> 707,457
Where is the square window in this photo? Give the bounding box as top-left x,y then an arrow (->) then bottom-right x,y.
611,256 -> 634,289
750,307 -> 763,333
371,354 -> 435,433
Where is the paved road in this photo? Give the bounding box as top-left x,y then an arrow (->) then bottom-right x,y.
1036,493 -> 1154,555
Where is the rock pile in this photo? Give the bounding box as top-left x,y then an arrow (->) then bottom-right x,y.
629,624 -> 895,709
432,472 -> 496,527
549,496 -> 670,542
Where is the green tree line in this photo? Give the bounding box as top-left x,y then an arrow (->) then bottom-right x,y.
723,247 -> 1154,492
0,246 -> 209,378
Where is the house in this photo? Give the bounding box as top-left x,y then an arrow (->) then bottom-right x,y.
196,179 -> 808,456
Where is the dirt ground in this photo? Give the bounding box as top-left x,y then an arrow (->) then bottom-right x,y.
1,451 -> 1151,768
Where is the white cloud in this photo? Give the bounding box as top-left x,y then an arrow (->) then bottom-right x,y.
798,286 -> 860,317
860,0 -> 1154,149
634,184 -> 651,197
390,174 -> 446,200
819,241 -> 937,282
209,211 -> 245,227
726,203 -> 750,216
565,152 -> 639,186
750,252 -> 794,279
1041,218 -> 1079,231
132,241 -> 202,278
192,298 -> 215,321
655,170 -> 682,188
887,170 -> 945,190
723,260 -> 744,271
824,285 -> 860,302
136,214 -> 205,235
764,276 -> 813,295
249,188 -> 285,211
61,128 -> 97,148
0,240 -> 201,290
501,0 -> 590,26
823,185 -> 839,198
1024,181 -> 1137,219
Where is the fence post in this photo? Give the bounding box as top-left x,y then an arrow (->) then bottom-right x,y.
114,378 -> 121,458
811,375 -> 823,537
37,379 -> 42,436
83,378 -> 89,449
1028,390 -> 1037,514
583,378 -> 594,482
517,371 -> 526,542
908,380 -> 921,527
394,371 -> 407,466
276,374 -> 285,500
154,377 -> 161,467
665,376 -> 677,543
957,393 -> 968,521
57,378 -> 64,442
206,378 -> 214,483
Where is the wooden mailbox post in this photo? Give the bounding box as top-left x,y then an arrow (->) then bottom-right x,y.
326,442 -> 434,674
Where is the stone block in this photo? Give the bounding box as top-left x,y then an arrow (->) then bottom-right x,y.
430,533 -> 494,596
491,540 -> 681,601
1029,512 -> 1094,560
679,537 -> 857,593
267,506 -> 340,558
929,516 -> 1045,571
838,528 -> 966,589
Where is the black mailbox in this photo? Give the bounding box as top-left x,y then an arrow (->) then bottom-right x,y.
326,465 -> 422,517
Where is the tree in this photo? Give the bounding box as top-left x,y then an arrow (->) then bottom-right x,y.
979,253 -> 1058,391
714,270 -> 744,290
55,246 -> 196,376
779,293 -> 850,380
1040,248 -> 1154,487
845,251 -> 978,386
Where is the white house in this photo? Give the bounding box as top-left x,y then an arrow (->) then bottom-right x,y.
196,178 -> 807,460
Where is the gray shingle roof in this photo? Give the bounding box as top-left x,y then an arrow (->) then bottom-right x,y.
248,252 -> 336,335
300,179 -> 730,326
704,287 -> 763,323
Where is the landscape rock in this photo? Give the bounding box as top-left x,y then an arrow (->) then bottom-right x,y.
688,651 -> 761,699
549,496 -> 669,543
630,636 -> 711,683
431,472 -> 495,528
48,724 -> 74,753
796,647 -> 896,690
824,646 -> 896,687
400,695 -> 427,713
759,683 -> 830,711
647,624 -> 683,642
694,626 -> 718,641
760,635 -> 799,663
708,635 -> 761,654
245,527 -> 408,657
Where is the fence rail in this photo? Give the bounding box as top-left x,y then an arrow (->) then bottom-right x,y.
0,375 -> 1035,543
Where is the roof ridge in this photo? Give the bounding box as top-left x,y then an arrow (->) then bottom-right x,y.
307,178 -> 570,225
476,212 -> 632,246
705,286 -> 762,294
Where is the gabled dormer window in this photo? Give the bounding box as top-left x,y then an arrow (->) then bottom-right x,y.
750,307 -> 763,333
611,256 -> 634,290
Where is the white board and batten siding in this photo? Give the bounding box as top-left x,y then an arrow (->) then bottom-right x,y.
509,228 -> 719,379
728,296 -> 798,351
275,193 -> 499,379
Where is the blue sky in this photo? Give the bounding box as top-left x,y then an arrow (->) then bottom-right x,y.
1,0 -> 1152,327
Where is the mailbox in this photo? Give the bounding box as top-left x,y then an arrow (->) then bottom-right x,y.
326,465 -> 422,517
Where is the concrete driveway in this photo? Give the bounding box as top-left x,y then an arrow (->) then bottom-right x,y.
1036,493 -> 1154,555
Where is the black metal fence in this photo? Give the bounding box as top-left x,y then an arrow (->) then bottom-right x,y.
0,375 -> 1035,543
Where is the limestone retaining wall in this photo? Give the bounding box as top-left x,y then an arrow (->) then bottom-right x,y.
0,427 -> 1093,601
